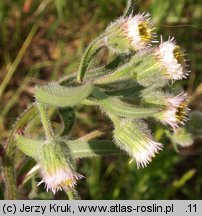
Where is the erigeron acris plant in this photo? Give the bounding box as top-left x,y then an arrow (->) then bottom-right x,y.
2,0 -> 190,197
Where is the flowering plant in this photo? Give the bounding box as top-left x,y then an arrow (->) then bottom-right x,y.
2,0 -> 196,199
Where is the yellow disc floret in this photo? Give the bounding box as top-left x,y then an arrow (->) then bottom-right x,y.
176,101 -> 187,123
173,45 -> 185,65
138,22 -> 152,42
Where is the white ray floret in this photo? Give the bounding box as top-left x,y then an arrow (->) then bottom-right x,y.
167,92 -> 187,107
155,38 -> 189,80
159,93 -> 188,130
38,168 -> 83,194
134,138 -> 163,169
125,13 -> 157,50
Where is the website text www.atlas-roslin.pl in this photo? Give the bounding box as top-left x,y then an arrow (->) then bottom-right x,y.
77,203 -> 174,214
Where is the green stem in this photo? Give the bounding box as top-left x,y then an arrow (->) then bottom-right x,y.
1,140 -> 17,199
59,55 -> 124,85
37,103 -> 54,140
77,36 -> 104,82
66,190 -> 76,200
81,99 -> 97,106
107,113 -> 120,127
94,63 -> 134,85
2,104 -> 38,199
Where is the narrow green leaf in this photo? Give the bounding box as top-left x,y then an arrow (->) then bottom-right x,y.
35,82 -> 92,107
16,135 -> 120,159
105,85 -> 143,98
77,37 -> 104,82
64,139 -> 121,158
15,135 -> 42,159
92,87 -> 160,118
14,104 -> 38,133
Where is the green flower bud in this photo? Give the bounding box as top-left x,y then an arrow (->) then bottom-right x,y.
114,120 -> 162,168
170,128 -> 194,147
37,139 -> 83,194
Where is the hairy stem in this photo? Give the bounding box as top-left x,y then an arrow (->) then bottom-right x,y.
2,104 -> 38,199
77,36 -> 104,82
37,103 -> 54,140
1,141 -> 17,199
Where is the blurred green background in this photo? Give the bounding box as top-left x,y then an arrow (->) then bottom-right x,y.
0,0 -> 202,199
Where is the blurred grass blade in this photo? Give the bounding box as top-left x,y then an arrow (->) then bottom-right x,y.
0,24 -> 38,99
35,82 -> 92,107
0,77 -> 29,123
165,169 -> 196,198
151,0 -> 170,24
54,0 -> 66,19
123,0 -> 136,17
92,87 -> 159,118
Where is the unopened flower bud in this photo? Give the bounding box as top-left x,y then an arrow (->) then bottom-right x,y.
171,128 -> 194,147
114,120 -> 162,168
37,140 -> 83,194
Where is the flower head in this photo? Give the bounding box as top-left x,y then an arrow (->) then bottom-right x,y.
105,13 -> 156,53
155,38 -> 188,80
156,93 -> 189,130
126,13 -> 157,50
114,120 -> 162,169
37,140 -> 83,194
38,167 -> 83,194
134,138 -> 163,169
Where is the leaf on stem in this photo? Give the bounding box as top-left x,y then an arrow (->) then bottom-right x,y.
92,87 -> 160,118
35,82 -> 93,107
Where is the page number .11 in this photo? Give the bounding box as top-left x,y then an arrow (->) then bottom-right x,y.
187,204 -> 196,213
